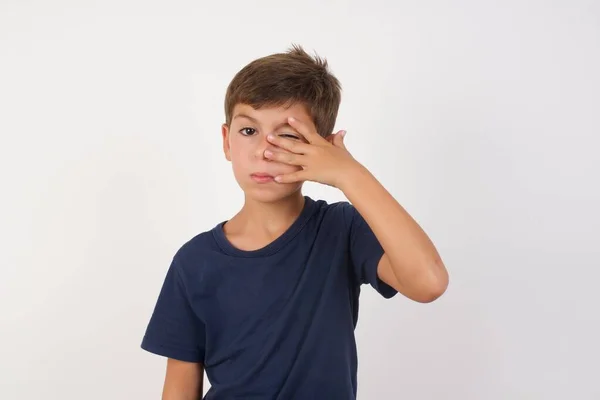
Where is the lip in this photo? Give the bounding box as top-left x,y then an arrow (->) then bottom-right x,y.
250,173 -> 275,183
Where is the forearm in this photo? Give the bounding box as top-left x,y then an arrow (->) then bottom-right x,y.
340,164 -> 448,297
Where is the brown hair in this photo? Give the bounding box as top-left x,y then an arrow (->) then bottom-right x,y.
224,44 -> 342,137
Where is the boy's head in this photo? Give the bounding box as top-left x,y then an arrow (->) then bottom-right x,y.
221,45 -> 342,203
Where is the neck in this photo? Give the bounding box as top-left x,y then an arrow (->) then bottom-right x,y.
225,190 -> 306,239
241,190 -> 305,231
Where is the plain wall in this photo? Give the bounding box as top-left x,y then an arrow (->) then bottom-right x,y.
1,0 -> 599,399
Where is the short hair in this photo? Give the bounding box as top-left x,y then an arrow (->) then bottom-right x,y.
224,44 -> 342,137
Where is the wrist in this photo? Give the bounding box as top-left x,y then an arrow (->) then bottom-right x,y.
337,161 -> 370,193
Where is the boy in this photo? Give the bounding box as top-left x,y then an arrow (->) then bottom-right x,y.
141,45 -> 448,399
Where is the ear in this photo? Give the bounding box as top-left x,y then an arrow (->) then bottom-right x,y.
222,123 -> 231,161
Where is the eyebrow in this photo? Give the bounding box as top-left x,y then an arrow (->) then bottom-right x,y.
233,113 -> 258,123
233,113 -> 301,135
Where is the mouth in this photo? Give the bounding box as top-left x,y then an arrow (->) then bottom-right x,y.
250,173 -> 275,183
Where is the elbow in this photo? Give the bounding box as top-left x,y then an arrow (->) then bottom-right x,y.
413,261 -> 449,303
387,256 -> 449,303
415,280 -> 448,303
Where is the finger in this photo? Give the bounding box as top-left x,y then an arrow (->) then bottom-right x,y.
264,149 -> 305,165
287,117 -> 324,144
274,170 -> 308,184
267,134 -> 311,154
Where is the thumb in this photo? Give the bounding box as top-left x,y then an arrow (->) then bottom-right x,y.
333,130 -> 347,149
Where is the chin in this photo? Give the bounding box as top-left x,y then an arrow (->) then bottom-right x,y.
243,184 -> 303,204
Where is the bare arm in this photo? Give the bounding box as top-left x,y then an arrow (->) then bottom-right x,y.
162,358 -> 204,400
342,165 -> 449,303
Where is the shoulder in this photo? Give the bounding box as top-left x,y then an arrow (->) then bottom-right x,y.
169,225 -> 223,275
309,196 -> 357,231
311,196 -> 356,219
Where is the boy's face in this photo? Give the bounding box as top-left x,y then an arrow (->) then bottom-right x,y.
222,102 -> 315,203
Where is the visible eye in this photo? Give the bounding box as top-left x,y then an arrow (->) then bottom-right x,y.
279,132 -> 300,140
239,127 -> 257,136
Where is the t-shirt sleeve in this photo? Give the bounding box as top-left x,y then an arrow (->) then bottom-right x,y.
346,203 -> 397,299
141,255 -> 206,363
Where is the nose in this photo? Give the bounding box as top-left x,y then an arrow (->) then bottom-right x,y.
255,134 -> 277,160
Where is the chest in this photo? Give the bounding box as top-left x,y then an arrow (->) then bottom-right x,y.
187,231 -> 355,344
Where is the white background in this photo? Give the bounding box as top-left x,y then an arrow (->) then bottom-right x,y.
1,0 -> 599,399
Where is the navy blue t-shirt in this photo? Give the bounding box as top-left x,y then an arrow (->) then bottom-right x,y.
141,196 -> 397,399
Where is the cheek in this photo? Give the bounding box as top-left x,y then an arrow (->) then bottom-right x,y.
229,140 -> 252,164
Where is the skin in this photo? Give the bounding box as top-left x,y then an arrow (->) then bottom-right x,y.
162,102 -> 449,398
162,358 -> 203,400
220,103 -> 325,251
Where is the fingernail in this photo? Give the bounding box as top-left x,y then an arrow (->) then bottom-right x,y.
267,134 -> 275,141
288,117 -> 295,122
264,150 -> 272,157
340,130 -> 347,137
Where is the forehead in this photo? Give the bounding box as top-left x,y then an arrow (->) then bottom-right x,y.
231,103 -> 314,127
